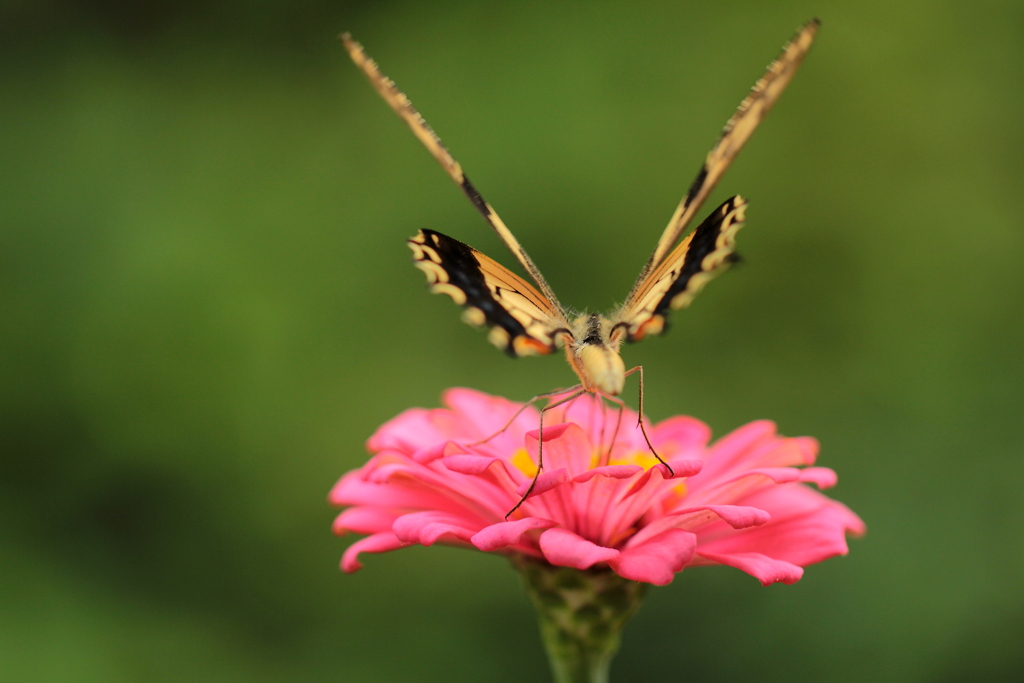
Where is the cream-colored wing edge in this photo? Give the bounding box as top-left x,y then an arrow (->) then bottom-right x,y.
624,19 -> 818,308
342,34 -> 565,315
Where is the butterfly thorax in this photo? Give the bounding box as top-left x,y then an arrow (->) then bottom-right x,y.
565,314 -> 626,395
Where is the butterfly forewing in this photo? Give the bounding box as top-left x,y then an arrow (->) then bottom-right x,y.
615,196 -> 747,342
409,229 -> 569,357
343,33 -> 565,313
626,19 -> 819,304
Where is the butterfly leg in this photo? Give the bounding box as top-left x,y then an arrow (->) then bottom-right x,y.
467,385 -> 582,447
623,366 -> 673,475
596,393 -> 626,467
505,388 -> 587,520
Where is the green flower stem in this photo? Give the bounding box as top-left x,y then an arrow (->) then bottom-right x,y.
513,556 -> 648,683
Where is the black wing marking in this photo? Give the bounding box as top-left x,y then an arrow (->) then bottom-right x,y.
409,230 -> 570,357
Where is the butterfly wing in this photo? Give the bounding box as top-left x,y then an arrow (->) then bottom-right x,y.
409,229 -> 570,357
624,19 -> 818,306
613,196 -> 746,342
344,34 -> 565,313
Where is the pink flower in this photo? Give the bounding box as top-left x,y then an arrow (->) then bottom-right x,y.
330,389 -> 864,586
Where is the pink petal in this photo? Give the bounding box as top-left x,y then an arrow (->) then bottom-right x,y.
627,504 -> 770,548
598,467 -> 672,544
572,465 -> 643,483
341,531 -> 409,573
515,468 -> 568,497
442,454 -> 504,475
688,421 -> 783,488
651,416 -> 711,454
572,468 -> 649,544
695,550 -> 804,585
659,458 -> 704,479
366,462 -> 416,484
541,392 -> 611,441
799,466 -> 837,489
332,507 -> 400,535
524,423 -> 592,477
368,408 -> 449,453
690,467 -> 805,505
705,505 -> 863,567
675,504 -> 770,529
471,517 -> 557,551
434,453 -> 525,510
740,467 -> 802,483
442,388 -> 522,426
442,388 -> 539,442
328,470 -> 453,510
610,529 -> 697,585
745,481 -> 863,530
708,420 -> 777,463
744,436 -> 820,469
412,441 -> 462,464
697,486 -> 865,570
571,393 -> 629,447
540,528 -> 620,569
392,512 -> 478,546
792,436 -> 819,465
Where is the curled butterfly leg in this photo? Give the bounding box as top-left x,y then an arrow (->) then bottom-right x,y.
505,388 -> 586,520
594,392 -> 625,468
623,366 -> 673,476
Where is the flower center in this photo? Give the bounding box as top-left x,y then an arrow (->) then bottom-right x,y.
511,448 -> 537,478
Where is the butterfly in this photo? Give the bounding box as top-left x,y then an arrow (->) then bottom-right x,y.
343,21 -> 819,514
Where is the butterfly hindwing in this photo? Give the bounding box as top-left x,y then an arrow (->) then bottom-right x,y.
615,196 -> 747,342
408,229 -> 568,357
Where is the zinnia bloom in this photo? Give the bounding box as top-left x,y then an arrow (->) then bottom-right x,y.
330,389 -> 863,586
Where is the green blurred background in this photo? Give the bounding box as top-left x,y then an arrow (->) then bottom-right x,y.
2,1 -> 1022,681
